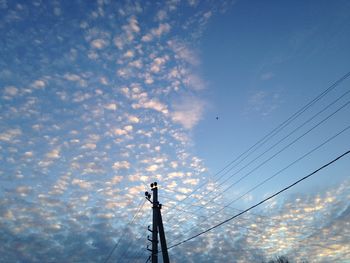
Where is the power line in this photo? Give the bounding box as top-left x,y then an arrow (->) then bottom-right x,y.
102,198 -> 146,263
163,197 -> 335,258
128,247 -> 149,263
163,201 -> 277,229
167,149 -> 350,249
164,197 -> 324,247
167,124 -> 350,246
166,96 -> 350,227
210,89 -> 350,193
212,70 -> 350,181
222,125 -> 350,210
120,228 -> 148,263
209,99 -> 350,202
118,211 -> 151,263
107,71 -> 350,261
161,71 -> 350,218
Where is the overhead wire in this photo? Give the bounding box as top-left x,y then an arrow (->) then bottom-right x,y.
102,197 -> 146,263
162,201 -> 300,234
167,124 -> 350,245
211,70 -> 350,180
128,247 -> 149,263
207,88 -> 350,193
165,94 -> 350,227
160,71 -> 350,218
116,71 -> 350,262
167,149 -> 350,249
222,125 -> 350,209
118,209 -> 151,263
283,228 -> 350,262
120,230 -> 148,263
163,198 -> 325,246
208,99 -> 350,203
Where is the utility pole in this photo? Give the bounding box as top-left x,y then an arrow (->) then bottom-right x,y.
145,182 -> 170,263
151,183 -> 158,263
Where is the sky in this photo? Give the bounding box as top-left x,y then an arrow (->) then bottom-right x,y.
0,0 -> 350,263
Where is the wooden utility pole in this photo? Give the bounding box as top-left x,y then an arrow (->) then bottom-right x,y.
145,182 -> 170,263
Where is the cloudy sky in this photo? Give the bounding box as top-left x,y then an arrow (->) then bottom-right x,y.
1,0 -> 350,262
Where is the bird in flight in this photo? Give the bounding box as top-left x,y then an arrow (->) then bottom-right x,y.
216,116 -> 219,120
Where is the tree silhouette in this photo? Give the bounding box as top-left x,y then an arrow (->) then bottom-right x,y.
267,256 -> 290,263
264,256 -> 309,263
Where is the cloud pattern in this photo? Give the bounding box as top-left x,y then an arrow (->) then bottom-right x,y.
0,1 -> 349,262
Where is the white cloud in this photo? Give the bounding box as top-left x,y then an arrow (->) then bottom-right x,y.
117,68 -> 131,78
24,151 -> 33,158
167,181 -> 177,190
168,40 -> 199,65
128,173 -> 148,182
0,128 -> 22,142
72,91 -> 91,102
113,125 -> 133,136
127,115 -> 140,123
246,90 -> 281,116
46,149 -> 60,159
152,23 -> 170,36
132,99 -> 168,114
91,39 -> 108,49
183,73 -> 206,90
171,96 -> 206,129
88,51 -> 99,60
72,179 -> 92,189
150,56 -> 168,73
31,80 -> 46,89
128,184 -> 145,195
183,178 -> 199,185
16,186 -> 32,197
113,36 -> 124,49
122,16 -> 140,42
168,172 -> 184,179
154,157 -> 167,163
170,161 -> 178,168
141,33 -> 153,42
100,77 -> 109,85
80,195 -> 89,202
128,16 -> 140,33
124,50 -> 134,58
3,86 -> 18,96
129,59 -> 143,68
81,143 -> 97,150
111,175 -> 123,184
112,161 -> 130,170
64,73 -> 82,82
146,164 -> 159,172
124,125 -> 133,132
142,23 -> 171,42
144,73 -> 154,84
1,2 -> 349,263
104,103 -> 118,111
114,128 -> 127,136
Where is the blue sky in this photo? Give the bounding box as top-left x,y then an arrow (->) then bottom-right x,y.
0,0 -> 350,262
